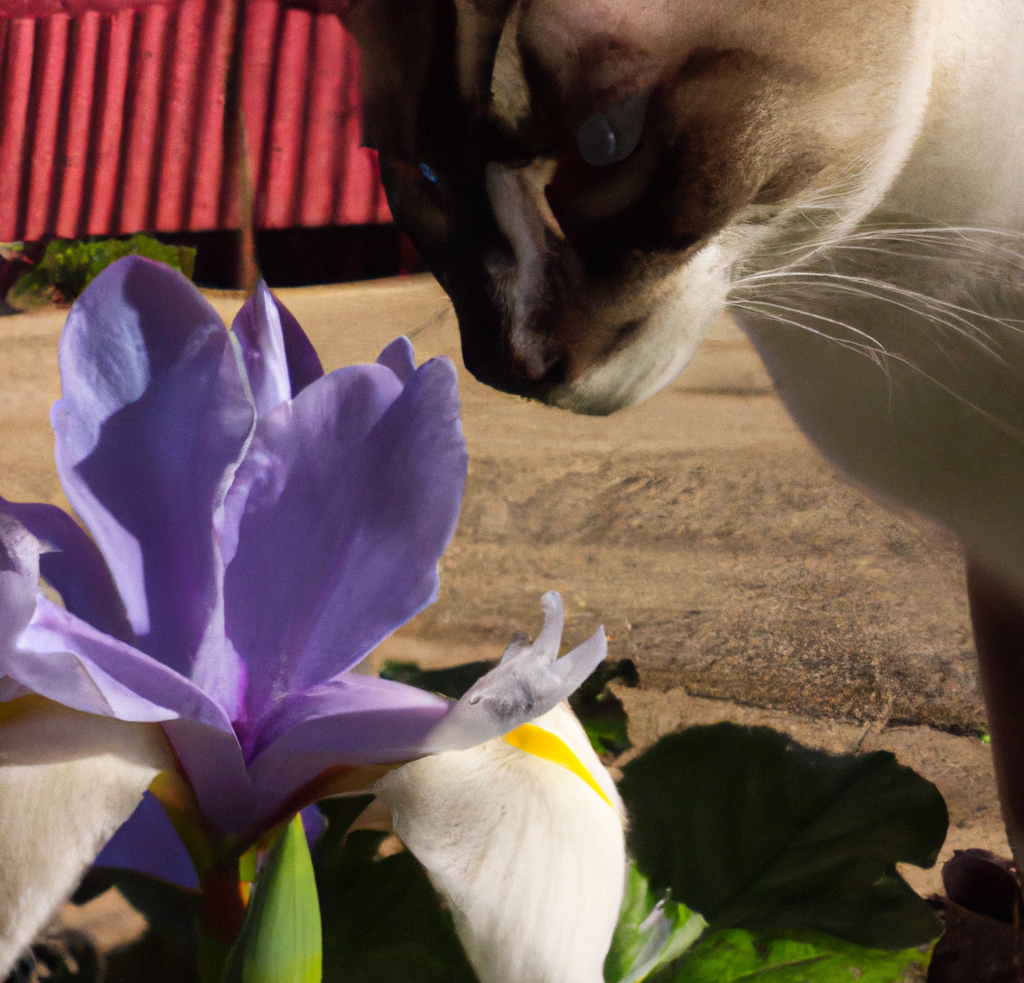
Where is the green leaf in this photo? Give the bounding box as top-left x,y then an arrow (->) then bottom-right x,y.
6,234 -> 196,309
618,724 -> 947,949
313,828 -> 478,983
226,814 -> 322,983
605,863 -> 707,983
670,928 -> 930,982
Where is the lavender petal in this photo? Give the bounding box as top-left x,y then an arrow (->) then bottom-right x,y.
0,515 -> 39,654
0,497 -> 131,642
52,256 -> 254,677
94,791 -> 199,889
225,355 -> 467,735
11,598 -> 230,729
161,716 -> 256,833
246,674 -> 450,808
231,282 -> 324,414
11,606 -> 257,832
376,336 -> 417,383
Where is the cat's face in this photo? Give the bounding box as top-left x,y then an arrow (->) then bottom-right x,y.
346,0 -> 930,413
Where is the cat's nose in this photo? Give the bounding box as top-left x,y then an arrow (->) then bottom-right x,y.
480,161 -> 571,387
458,299 -> 568,399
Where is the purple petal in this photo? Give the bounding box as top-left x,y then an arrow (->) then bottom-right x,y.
94,791 -> 199,890
161,717 -> 255,833
301,804 -> 327,849
52,256 -> 254,678
232,282 -> 323,415
10,598 -> 230,729
225,356 -> 467,744
376,336 -> 417,383
0,497 -> 131,642
247,674 -> 451,806
0,514 -> 39,653
6,597 -> 257,833
275,296 -> 323,397
189,634 -> 249,728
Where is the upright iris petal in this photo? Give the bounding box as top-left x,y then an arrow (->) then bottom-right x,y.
53,257 -> 255,670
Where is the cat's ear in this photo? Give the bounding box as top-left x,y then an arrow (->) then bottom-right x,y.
346,0 -> 514,159
343,0 -> 452,158
345,0 -> 521,157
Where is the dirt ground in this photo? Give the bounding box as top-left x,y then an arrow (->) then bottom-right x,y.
0,273 -> 1005,905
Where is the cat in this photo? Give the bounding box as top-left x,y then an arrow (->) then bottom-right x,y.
344,0 -> 1024,869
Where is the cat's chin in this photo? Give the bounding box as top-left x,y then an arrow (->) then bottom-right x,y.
542,341 -> 700,415
524,244 -> 731,416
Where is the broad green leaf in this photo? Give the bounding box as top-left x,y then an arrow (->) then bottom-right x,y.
618,724 -> 947,949
226,813 -> 322,983
314,828 -> 478,983
671,928 -> 930,982
605,863 -> 707,983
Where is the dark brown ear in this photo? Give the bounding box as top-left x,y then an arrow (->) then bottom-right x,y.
343,0 -> 454,159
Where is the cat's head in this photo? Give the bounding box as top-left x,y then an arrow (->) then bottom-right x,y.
346,0 -> 929,413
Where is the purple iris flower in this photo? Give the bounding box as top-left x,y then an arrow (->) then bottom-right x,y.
0,256 -> 473,844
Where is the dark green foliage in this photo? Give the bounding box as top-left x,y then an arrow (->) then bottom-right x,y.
619,724 -> 947,950
313,827 -> 479,983
7,235 -> 196,309
668,928 -> 929,982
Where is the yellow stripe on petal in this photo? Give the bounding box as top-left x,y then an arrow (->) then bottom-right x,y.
504,723 -> 614,808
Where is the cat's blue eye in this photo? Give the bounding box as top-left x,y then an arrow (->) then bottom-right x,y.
420,163 -> 440,185
576,90 -> 650,167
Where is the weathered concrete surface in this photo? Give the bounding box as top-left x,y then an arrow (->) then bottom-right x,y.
0,274 -> 1004,896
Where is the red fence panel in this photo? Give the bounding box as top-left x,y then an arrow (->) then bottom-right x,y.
0,0 -> 391,242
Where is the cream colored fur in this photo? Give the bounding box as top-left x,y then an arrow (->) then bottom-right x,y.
375,702 -> 626,983
0,697 -> 172,975
473,0 -> 1024,583
731,0 -> 1024,588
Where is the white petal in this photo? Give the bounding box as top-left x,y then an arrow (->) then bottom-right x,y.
0,696 -> 174,975
375,702 -> 626,983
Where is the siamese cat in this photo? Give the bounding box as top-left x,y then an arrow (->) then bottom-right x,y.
344,0 -> 1024,870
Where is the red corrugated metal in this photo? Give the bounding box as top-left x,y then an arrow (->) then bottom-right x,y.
24,14 -> 67,239
0,0 -> 391,241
